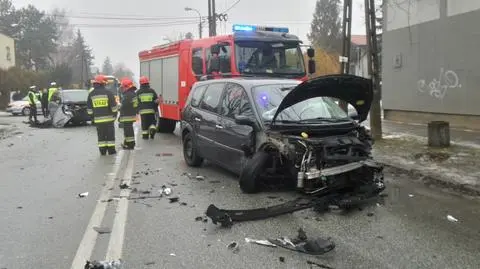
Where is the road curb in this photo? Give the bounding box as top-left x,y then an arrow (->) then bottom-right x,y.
377,157 -> 480,197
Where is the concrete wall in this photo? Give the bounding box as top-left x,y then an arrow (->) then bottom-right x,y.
382,0 -> 480,126
0,33 -> 15,70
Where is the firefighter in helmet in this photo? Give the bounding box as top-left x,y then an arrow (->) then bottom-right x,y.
136,76 -> 159,139
119,78 -> 138,149
87,75 -> 118,156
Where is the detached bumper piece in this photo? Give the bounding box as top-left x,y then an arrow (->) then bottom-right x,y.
206,180 -> 385,227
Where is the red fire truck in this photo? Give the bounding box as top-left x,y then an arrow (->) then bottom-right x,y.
138,24 -> 316,133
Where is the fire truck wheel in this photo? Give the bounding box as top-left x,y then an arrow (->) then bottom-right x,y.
157,118 -> 176,133
183,132 -> 204,167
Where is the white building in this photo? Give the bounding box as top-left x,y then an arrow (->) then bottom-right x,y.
0,32 -> 15,70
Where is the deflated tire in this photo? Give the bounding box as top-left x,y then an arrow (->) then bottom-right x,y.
239,151 -> 270,194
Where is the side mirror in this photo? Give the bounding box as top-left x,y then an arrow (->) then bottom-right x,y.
308,59 -> 316,74
235,115 -> 257,129
307,47 -> 315,58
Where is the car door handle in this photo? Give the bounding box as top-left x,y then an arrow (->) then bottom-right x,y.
215,124 -> 224,129
194,117 -> 201,122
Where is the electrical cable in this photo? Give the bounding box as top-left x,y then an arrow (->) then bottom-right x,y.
222,0 -> 241,13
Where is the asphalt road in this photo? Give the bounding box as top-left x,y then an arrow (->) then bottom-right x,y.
1,112 -> 480,269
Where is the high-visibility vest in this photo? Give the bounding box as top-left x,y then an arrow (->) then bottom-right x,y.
47,87 -> 58,102
28,91 -> 38,105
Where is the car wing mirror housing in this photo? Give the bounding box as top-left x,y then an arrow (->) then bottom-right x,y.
234,115 -> 258,130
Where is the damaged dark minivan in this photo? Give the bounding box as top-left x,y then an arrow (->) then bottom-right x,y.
180,74 -> 384,196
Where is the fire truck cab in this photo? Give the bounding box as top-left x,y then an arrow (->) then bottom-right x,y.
138,24 -> 316,133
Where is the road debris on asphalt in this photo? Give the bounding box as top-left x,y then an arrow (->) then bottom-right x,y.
279,257 -> 285,262
195,216 -> 208,222
227,241 -> 239,253
119,182 -> 129,189
84,259 -> 123,268
306,260 -> 335,269
245,237 -> 277,247
161,185 -> 172,196
447,215 -> 459,222
206,184 -> 384,227
78,192 -> 89,198
169,253 -> 176,256
93,226 -> 112,234
168,197 -> 179,203
196,175 -> 205,181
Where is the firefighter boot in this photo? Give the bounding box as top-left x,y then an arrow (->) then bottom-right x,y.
99,148 -> 107,156
107,146 -> 117,155
149,125 -> 156,139
142,130 -> 149,140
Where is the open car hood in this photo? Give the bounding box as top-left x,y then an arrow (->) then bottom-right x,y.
271,74 -> 373,124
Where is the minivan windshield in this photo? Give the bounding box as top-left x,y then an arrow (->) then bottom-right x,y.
252,84 -> 349,122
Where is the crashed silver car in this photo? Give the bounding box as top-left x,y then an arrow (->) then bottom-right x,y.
181,74 -> 384,196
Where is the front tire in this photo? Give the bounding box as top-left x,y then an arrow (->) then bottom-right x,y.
22,107 -> 30,116
239,151 -> 270,194
183,132 -> 203,167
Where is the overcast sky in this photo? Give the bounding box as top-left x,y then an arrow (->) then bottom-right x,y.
11,0 -> 366,79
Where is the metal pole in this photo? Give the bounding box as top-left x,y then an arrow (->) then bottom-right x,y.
212,0 -> 217,36
339,0 -> 352,112
365,0 -> 382,139
208,0 -> 212,36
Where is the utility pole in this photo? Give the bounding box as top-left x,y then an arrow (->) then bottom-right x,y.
207,0 -> 217,36
365,0 -> 382,140
339,0 -> 353,112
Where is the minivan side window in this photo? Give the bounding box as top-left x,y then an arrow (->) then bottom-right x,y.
220,83 -> 244,118
187,85 -> 207,107
199,83 -> 225,113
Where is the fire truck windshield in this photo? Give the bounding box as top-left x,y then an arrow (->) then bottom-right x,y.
234,41 -> 305,77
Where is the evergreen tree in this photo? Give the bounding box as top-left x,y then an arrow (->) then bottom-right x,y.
307,0 -> 342,54
102,57 -> 114,75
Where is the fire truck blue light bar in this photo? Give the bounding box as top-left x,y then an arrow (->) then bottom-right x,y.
232,24 -> 289,33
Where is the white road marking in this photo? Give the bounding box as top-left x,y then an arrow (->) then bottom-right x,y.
105,121 -> 139,260
69,150 -> 125,269
105,150 -> 135,260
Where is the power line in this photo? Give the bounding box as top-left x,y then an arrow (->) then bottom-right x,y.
49,13 -> 201,21
68,21 -> 200,28
222,0 -> 241,13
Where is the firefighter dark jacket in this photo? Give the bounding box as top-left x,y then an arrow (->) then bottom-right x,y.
136,85 -> 158,115
87,85 -> 118,124
119,87 -> 138,123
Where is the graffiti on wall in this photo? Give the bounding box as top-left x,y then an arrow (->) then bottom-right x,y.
417,68 -> 462,100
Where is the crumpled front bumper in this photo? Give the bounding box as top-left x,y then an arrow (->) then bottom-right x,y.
297,159 -> 385,195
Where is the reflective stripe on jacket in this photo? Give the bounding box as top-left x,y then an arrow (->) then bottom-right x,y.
87,86 -> 118,124
119,88 -> 138,123
136,86 -> 158,115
